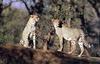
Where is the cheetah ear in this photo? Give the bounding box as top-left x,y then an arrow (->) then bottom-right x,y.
51,19 -> 54,22
51,19 -> 60,23
30,15 -> 32,17
62,20 -> 67,24
51,19 -> 58,21
30,15 -> 34,18
62,21 -> 64,24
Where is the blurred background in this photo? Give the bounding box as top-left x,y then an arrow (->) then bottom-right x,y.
0,0 -> 100,57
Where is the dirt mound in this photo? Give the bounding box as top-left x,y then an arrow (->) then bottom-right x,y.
0,44 -> 100,64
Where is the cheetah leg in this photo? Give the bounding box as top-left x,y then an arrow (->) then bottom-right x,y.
58,37 -> 63,51
33,32 -> 36,49
23,38 -> 29,47
68,40 -> 76,54
78,41 -> 84,57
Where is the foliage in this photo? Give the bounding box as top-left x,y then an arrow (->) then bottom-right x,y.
0,6 -> 28,44
0,0 -> 99,57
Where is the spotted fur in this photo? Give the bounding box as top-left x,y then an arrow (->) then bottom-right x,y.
52,19 -> 90,57
19,15 -> 39,49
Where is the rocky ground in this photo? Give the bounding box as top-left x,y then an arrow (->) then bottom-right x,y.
0,44 -> 100,64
